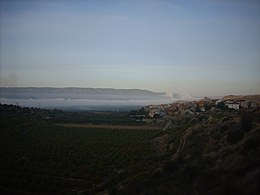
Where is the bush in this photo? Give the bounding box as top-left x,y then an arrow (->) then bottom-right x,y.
227,129 -> 244,145
163,160 -> 178,173
244,138 -> 258,151
189,118 -> 198,125
240,112 -> 254,131
216,102 -> 227,110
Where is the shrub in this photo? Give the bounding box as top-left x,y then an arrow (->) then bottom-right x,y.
244,138 -> 258,151
227,129 -> 244,145
163,160 -> 178,173
189,118 -> 198,125
240,112 -> 254,131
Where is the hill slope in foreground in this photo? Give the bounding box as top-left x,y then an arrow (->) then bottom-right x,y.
0,104 -> 259,194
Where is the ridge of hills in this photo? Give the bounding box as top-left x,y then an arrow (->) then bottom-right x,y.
0,87 -> 167,100
0,87 -> 165,95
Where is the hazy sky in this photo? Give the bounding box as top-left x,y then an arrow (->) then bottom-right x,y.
0,0 -> 260,96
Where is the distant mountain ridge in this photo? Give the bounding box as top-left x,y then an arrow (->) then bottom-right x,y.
0,87 -> 167,100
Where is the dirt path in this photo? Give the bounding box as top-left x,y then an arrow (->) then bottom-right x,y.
162,121 -> 172,131
56,123 -> 160,130
171,127 -> 193,160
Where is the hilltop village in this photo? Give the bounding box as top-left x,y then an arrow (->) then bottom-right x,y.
140,95 -> 260,121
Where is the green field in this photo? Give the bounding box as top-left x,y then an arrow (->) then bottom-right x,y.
0,106 -> 159,194
0,125 -> 158,194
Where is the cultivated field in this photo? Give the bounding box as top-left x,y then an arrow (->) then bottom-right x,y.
56,123 -> 161,130
0,111 -> 159,194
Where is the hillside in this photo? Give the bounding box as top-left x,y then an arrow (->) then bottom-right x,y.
118,109 -> 260,194
242,95 -> 260,103
223,95 -> 260,103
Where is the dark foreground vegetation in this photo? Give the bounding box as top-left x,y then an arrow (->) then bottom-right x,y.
0,104 -> 260,194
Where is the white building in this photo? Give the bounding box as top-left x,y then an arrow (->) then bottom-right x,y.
227,103 -> 240,110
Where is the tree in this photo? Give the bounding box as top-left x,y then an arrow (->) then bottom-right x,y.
216,102 -> 227,110
227,129 -> 244,144
240,112 -> 254,131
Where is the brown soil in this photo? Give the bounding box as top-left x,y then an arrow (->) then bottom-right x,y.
56,123 -> 160,130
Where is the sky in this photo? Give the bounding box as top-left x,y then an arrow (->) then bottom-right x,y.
0,0 -> 260,96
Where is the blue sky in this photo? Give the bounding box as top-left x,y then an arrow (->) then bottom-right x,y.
0,0 -> 260,96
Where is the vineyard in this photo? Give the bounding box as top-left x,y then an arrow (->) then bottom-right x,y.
0,105 -> 159,194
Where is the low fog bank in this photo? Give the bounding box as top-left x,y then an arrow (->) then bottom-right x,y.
0,98 -> 175,110
0,87 -> 196,110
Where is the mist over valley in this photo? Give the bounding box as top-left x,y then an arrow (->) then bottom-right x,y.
0,87 -> 196,110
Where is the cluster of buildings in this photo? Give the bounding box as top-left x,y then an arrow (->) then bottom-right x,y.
144,96 -> 259,119
144,101 -> 199,119
222,99 -> 257,110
